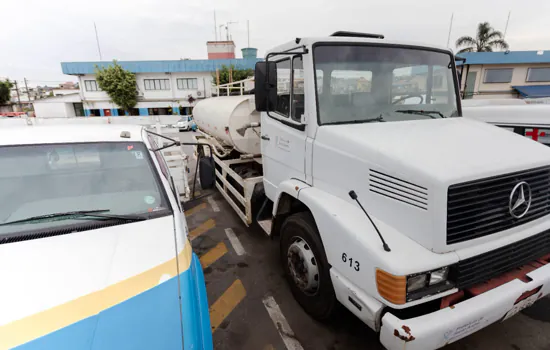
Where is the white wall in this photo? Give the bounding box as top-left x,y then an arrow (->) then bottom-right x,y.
34,103 -> 72,118
52,89 -> 79,96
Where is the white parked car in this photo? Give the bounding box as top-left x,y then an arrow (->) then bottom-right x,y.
176,116 -> 191,131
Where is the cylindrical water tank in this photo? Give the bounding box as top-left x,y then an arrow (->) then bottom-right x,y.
193,95 -> 260,155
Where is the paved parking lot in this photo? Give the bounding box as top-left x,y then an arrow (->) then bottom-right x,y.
173,129 -> 550,350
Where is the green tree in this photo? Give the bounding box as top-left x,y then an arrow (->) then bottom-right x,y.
456,22 -> 509,54
213,64 -> 254,86
0,79 -> 14,105
95,60 -> 137,112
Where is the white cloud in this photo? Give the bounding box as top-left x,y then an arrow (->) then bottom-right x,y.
3,0 -> 550,85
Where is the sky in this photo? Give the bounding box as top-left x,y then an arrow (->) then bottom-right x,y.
3,0 -> 550,86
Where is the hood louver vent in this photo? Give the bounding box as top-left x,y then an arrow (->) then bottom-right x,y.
369,169 -> 428,210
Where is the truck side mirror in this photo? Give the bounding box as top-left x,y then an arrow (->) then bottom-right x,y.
255,61 -> 277,112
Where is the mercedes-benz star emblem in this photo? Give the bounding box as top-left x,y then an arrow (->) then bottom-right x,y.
509,181 -> 532,219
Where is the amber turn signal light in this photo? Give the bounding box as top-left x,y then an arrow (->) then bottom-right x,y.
376,268 -> 407,305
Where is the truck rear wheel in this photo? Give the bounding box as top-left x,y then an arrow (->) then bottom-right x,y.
280,212 -> 338,321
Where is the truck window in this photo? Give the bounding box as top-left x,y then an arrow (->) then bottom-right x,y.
331,70 -> 372,94
314,45 -> 459,125
292,56 -> 305,121
392,65 -> 450,105
275,59 -> 291,117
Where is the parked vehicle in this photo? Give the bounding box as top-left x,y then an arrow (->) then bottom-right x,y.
464,104 -> 550,146
177,116 -> 195,132
193,31 -> 550,350
0,124 -> 212,350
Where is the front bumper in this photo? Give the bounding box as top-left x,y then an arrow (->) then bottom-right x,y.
380,262 -> 550,350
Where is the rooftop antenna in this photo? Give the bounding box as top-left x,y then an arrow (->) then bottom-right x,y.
218,24 -> 224,42
503,11 -> 511,40
94,22 -> 103,60
446,13 -> 454,48
226,21 -> 238,41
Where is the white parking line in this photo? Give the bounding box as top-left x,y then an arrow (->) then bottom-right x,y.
262,296 -> 304,350
225,228 -> 246,256
207,195 -> 220,212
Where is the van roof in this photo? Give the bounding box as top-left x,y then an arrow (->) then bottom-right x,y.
463,104 -> 550,126
0,124 -> 146,146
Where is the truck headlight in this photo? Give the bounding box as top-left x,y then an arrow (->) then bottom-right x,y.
406,267 -> 453,302
407,274 -> 428,292
376,267 -> 454,305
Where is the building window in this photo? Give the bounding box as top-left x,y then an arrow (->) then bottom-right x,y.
484,68 -> 513,83
177,78 -> 198,90
84,80 -> 99,91
144,79 -> 171,90
526,68 -> 550,82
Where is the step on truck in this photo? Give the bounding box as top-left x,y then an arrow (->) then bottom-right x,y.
193,31 -> 550,350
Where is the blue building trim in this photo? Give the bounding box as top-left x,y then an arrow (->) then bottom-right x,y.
61,58 -> 261,75
84,109 -> 90,117
99,109 -> 105,117
139,108 -> 149,116
456,51 -> 550,65
172,107 -> 180,115
112,109 -> 119,116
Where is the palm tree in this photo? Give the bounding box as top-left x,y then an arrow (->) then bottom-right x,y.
456,22 -> 509,53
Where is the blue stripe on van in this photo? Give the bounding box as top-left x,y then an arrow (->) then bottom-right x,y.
15,253 -> 212,350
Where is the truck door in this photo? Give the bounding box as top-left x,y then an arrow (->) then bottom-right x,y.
261,56 -> 307,200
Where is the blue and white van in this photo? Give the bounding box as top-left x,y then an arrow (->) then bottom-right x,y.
0,124 -> 212,350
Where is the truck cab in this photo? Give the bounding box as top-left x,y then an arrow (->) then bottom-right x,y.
251,32 -> 550,349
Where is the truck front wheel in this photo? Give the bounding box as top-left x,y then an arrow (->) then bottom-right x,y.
280,212 -> 338,321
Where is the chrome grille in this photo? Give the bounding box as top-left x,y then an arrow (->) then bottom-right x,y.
447,166 -> 550,244
369,169 -> 428,210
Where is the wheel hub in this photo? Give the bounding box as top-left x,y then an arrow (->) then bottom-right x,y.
287,238 -> 319,295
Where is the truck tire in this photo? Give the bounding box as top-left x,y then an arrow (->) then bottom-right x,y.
280,212 -> 338,321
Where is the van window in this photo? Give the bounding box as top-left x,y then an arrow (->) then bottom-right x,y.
0,142 -> 170,235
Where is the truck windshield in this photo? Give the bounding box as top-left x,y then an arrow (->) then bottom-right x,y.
313,45 -> 459,125
0,142 -> 170,236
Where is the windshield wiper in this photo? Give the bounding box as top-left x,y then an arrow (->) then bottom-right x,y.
0,210 -> 147,226
396,109 -> 445,119
327,115 -> 385,125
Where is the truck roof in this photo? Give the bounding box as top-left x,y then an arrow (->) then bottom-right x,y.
267,36 -> 452,56
0,124 -> 146,146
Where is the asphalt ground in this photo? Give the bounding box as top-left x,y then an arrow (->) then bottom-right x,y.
170,129 -> 550,350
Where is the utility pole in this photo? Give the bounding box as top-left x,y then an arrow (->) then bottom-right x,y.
24,78 -> 31,102
13,80 -> 21,109
94,22 -> 103,60
214,11 -> 218,41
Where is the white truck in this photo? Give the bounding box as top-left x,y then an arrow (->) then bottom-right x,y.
193,31 -> 550,350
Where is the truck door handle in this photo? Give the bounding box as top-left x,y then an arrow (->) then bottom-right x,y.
261,135 -> 270,141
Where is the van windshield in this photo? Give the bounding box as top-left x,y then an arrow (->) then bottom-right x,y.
313,45 -> 459,125
0,142 -> 170,236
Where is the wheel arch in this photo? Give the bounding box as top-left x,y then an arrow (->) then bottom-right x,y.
271,180 -> 313,237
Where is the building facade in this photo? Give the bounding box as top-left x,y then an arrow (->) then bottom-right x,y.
60,58 -> 259,117
457,51 -> 550,99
